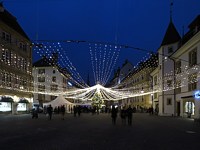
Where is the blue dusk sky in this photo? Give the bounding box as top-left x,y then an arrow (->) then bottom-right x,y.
3,0 -> 200,85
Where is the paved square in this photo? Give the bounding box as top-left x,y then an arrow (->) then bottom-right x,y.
0,113 -> 200,150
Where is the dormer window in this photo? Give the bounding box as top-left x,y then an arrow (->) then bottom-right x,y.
189,48 -> 197,67
2,31 -> 11,43
168,46 -> 173,54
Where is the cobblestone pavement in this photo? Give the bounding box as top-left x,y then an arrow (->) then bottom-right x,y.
0,113 -> 200,150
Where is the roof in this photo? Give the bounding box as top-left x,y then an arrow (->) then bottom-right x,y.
0,4 -> 30,40
121,53 -> 158,83
188,15 -> 200,29
161,21 -> 181,46
33,55 -> 71,78
32,56 -> 53,67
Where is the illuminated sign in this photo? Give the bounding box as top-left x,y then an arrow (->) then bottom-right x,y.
68,82 -> 72,86
194,91 -> 200,99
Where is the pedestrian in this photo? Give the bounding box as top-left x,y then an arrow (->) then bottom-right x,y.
47,104 -> 53,120
126,105 -> 133,125
32,108 -> 38,119
120,107 -> 126,125
61,105 -> 66,120
57,106 -> 60,114
77,106 -> 81,117
54,106 -> 58,114
111,105 -> 117,125
74,106 -> 77,117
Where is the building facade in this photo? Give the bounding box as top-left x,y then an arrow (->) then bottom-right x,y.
115,15 -> 200,118
0,3 -> 33,114
118,54 -> 158,110
158,15 -> 200,118
32,54 -> 71,106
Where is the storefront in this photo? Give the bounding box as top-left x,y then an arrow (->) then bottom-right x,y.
0,96 -> 32,113
181,96 -> 195,118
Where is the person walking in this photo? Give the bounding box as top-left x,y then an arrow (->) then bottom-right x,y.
126,105 -> 133,125
61,105 -> 66,120
73,106 -> 77,117
111,105 -> 117,125
77,106 -> 81,117
120,107 -> 126,125
47,104 -> 53,120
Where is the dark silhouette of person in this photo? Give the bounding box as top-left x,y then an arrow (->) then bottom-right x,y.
127,105 -> 133,125
61,105 -> 66,120
57,106 -> 60,114
32,108 -> 38,119
47,104 -> 53,120
120,107 -> 126,125
77,106 -> 81,117
54,106 -> 58,114
74,106 -> 77,117
111,105 -> 117,125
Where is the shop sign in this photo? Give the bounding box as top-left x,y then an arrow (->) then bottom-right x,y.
194,91 -> 200,99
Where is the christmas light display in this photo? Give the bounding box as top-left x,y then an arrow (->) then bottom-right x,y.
1,41 -> 199,104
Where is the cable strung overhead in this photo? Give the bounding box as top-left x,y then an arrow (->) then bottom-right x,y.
31,40 -> 200,103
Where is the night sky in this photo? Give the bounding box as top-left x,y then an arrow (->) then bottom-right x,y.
3,0 -> 200,85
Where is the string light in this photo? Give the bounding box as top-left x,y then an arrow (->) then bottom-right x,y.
1,40 -> 200,104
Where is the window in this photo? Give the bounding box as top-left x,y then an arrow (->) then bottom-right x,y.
167,98 -> 172,105
168,46 -> 173,54
52,76 -> 56,82
175,60 -> 181,74
167,80 -> 172,88
38,85 -> 45,92
175,80 -> 181,94
38,94 -> 45,101
38,77 -> 45,82
189,48 -> 197,67
154,93 -> 157,99
19,43 -> 23,49
2,32 -> 5,39
2,31 -> 11,43
63,78 -> 66,84
51,84 -> 58,91
23,44 -> 27,51
38,69 -> 45,74
154,76 -> 158,85
188,73 -> 197,91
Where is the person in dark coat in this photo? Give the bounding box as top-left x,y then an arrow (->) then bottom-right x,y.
126,105 -> 133,125
32,108 -> 38,119
47,104 -> 53,120
61,105 -> 66,120
77,106 -> 81,117
111,105 -> 117,125
120,107 -> 126,125
74,106 -> 77,117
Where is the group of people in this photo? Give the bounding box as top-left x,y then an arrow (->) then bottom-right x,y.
111,105 -> 134,125
32,104 -> 66,120
46,104 -> 66,120
73,105 -> 81,117
32,104 -> 136,125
